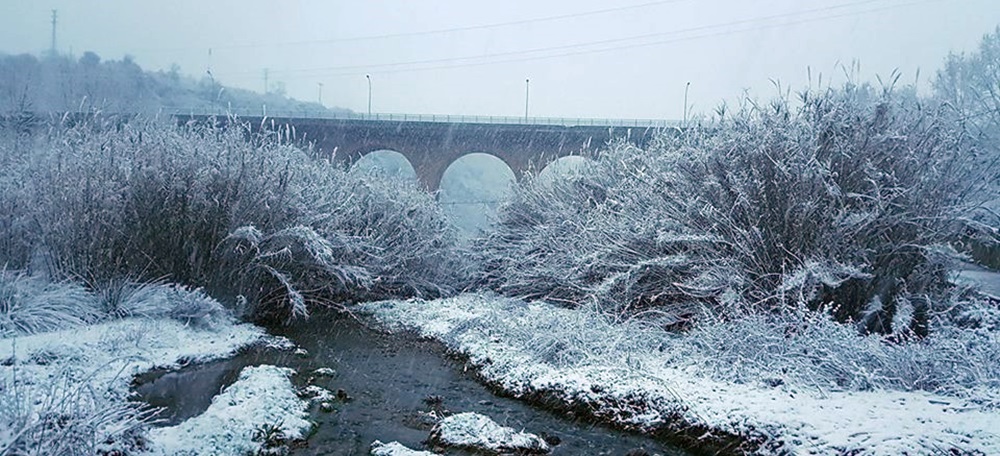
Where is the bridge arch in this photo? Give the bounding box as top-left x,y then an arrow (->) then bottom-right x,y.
438,152 -> 516,237
349,149 -> 417,183
201,116 -> 660,191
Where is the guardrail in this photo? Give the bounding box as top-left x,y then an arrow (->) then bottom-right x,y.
161,106 -> 682,129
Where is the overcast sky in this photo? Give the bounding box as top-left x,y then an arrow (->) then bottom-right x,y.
1,0 -> 997,119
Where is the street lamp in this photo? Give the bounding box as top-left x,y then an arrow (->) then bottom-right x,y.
524,78 -> 530,122
366,74 -> 372,117
683,81 -> 690,125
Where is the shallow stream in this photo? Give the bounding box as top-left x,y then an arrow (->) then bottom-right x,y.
133,313 -> 690,455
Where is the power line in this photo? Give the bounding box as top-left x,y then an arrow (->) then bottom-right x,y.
129,0 -> 689,54
221,0 -> 929,80
237,0 -> 688,47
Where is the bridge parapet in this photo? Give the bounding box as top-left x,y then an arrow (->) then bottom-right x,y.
160,107 -> 681,129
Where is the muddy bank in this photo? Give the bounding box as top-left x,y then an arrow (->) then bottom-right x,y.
133,312 -> 691,455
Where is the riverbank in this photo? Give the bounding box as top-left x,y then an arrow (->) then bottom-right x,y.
361,293 -> 1000,455
0,294 -> 310,455
135,308 -> 690,455
5,282 -> 997,454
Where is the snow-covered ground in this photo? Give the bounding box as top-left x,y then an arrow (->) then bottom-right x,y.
361,294 -> 1000,455
146,364 -> 312,455
0,306 -> 308,455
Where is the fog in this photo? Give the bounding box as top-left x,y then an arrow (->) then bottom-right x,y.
2,0 -> 998,119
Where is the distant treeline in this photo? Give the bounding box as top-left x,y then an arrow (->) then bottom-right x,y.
0,51 -> 351,116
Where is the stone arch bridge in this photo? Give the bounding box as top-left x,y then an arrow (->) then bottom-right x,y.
182,114 -> 670,191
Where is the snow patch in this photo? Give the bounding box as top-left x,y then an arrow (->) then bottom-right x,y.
312,367 -> 337,377
0,317 -> 270,402
0,309 -> 286,453
145,365 -> 311,456
299,384 -> 336,404
370,440 -> 436,456
429,412 -> 550,454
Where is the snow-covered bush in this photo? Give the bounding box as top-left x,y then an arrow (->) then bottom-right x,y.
0,371 -> 149,455
934,26 -> 1000,146
295,160 -> 461,297
214,156 -> 462,323
660,293 -> 1000,405
0,115 -> 302,286
0,115 -> 464,324
89,278 -> 227,325
480,84 -> 992,334
934,26 -> 1000,268
0,269 -> 229,334
0,271 -> 98,337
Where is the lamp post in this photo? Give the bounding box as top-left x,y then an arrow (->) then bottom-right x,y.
683,81 -> 690,125
524,78 -> 530,122
366,74 -> 372,117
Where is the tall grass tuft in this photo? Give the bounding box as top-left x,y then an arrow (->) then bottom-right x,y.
0,370 -> 151,455
479,83 -> 996,334
0,271 -> 98,337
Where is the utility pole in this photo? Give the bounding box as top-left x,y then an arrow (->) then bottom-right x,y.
317,82 -> 323,105
49,10 -> 57,56
524,78 -> 530,122
263,68 -> 269,95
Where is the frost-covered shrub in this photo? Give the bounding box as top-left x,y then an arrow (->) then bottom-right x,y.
0,115 -> 301,285
0,270 -> 98,337
218,225 -> 369,322
934,27 -> 1000,268
959,223 -> 1000,270
0,115 -> 464,324
89,277 -> 227,325
0,125 -> 34,271
934,26 -> 1000,147
218,167 -> 463,323
480,84 -> 992,333
0,371 -> 150,455
664,298 -> 1000,404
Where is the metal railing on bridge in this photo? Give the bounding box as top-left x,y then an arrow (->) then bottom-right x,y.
162,106 -> 682,129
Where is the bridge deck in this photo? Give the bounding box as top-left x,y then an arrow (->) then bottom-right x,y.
160,107 -> 682,129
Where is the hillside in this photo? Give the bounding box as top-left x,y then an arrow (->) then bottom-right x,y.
0,51 -> 351,116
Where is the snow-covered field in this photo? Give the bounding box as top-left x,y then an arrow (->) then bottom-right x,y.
361,294 -> 1000,455
0,304 -> 310,455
